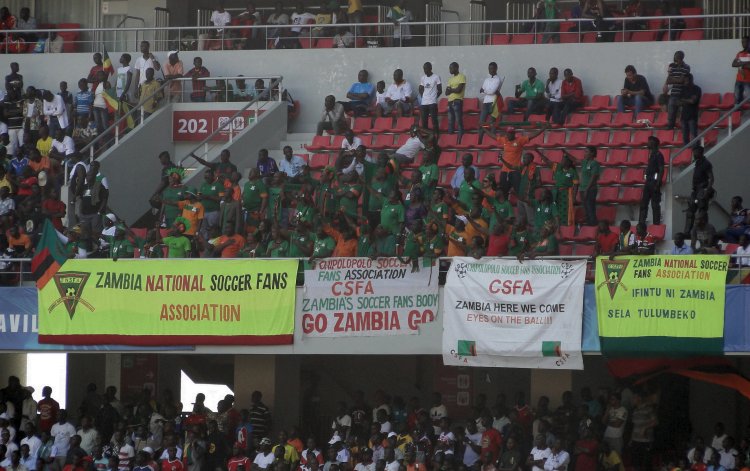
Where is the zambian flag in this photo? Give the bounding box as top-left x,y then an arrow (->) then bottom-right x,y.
31,220 -> 68,289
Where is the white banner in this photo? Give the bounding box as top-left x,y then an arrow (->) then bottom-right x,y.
300,258 -> 439,337
442,258 -> 586,369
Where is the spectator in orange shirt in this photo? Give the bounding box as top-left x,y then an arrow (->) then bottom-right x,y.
206,224 -> 245,257
27,149 -> 50,175
327,225 -> 358,257
484,123 -> 547,196
7,225 -> 32,256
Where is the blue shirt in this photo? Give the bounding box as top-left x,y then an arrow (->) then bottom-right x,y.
10,157 -> 29,176
671,244 -> 694,255
450,165 -> 480,190
257,157 -> 279,177
347,82 -> 375,107
75,90 -> 93,115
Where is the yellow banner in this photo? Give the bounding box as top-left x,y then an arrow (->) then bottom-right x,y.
595,255 -> 728,354
38,259 -> 298,346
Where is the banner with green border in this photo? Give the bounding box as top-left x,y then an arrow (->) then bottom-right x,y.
38,259 -> 297,346
595,255 -> 729,355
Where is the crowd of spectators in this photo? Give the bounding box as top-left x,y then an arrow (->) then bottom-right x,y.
0,375 -> 747,471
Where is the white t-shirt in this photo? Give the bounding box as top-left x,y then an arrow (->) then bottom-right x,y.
530,447 -> 552,471
603,406 -> 628,438
463,432 -> 482,466
116,65 -> 132,98
379,421 -> 392,433
385,461 -> 400,471
134,56 -> 158,85
420,74 -> 442,106
719,449 -> 737,470
735,245 -> 750,267
544,451 -> 570,471
19,436 -> 41,461
158,447 -> 182,460
395,136 -> 424,160
50,422 -> 76,455
254,452 -> 275,469
429,404 -> 447,435
210,10 -> 232,29
332,414 -> 352,430
291,12 -> 316,33
386,82 -> 412,103
375,91 -> 386,106
481,75 -> 504,104
342,136 -> 362,151
52,136 -> 76,156
93,83 -> 106,109
545,78 -> 563,102
712,434 -> 728,452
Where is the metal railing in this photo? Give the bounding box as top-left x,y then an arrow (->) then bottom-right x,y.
667,94 -> 750,181
177,76 -> 284,168
0,258 -> 32,286
2,13 -> 749,53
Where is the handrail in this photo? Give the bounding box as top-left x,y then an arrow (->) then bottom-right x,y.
177,76 -> 283,167
667,94 -> 750,181
5,13 -> 749,35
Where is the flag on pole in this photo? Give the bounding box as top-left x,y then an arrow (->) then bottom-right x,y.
31,220 -> 68,289
102,92 -> 136,132
102,47 -> 115,75
490,93 -> 505,119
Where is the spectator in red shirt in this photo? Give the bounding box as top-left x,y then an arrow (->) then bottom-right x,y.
41,188 -> 66,231
185,57 -> 210,102
227,444 -> 250,471
37,386 -> 60,433
162,446 -> 184,471
480,416 -> 503,462
594,221 -> 618,255
486,222 -> 510,256
556,68 -> 584,125
87,53 -> 107,93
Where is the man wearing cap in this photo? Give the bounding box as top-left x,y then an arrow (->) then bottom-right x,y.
252,438 -> 274,470
163,51 -> 185,102
484,123 -> 547,195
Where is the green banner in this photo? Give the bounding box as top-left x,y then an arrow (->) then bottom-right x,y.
38,259 -> 298,346
595,256 -> 729,355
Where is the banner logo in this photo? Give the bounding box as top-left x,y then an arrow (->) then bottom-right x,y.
49,272 -> 94,318
454,262 -> 468,279
598,259 -> 629,299
457,340 -> 476,356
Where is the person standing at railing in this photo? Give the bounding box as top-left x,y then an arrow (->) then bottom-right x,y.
115,54 -> 133,105
185,57 -> 210,103
91,71 -> 109,134
663,50 -> 690,131
732,37 -> 750,105
478,62 -> 504,144
733,235 -> 750,268
134,41 -> 161,90
42,91 -> 69,137
683,145 -> 714,234
267,2 -> 290,48
163,52 -> 184,103
138,68 -> 163,122
638,136 -> 664,227
445,62 -> 466,141
387,0 -> 413,48
679,74 -> 701,146
347,0 -> 363,25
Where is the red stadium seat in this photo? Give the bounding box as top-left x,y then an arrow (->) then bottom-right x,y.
559,244 -> 574,255
352,117 -> 371,134
309,153 -> 331,169
648,224 -> 666,240
566,131 -> 588,146
455,133 -> 479,150
565,113 -> 590,128
700,93 -> 721,110
574,225 -> 598,242
438,151 -> 459,167
719,92 -> 736,110
371,134 -> 394,150
314,38 -> 333,48
476,151 -> 499,167
589,113 -> 612,128
574,244 -> 596,256
671,148 -> 693,167
610,130 -> 633,147
305,135 -> 330,151
718,111 -> 741,129
464,115 -> 480,131
630,30 -> 657,42
583,95 -> 610,111
597,187 -> 620,204
630,130 -> 652,146
621,168 -> 644,185
437,98 -> 449,114
607,149 -> 628,166
539,132 -> 566,148
654,129 -> 679,146
511,34 -> 535,44
486,34 -> 511,45
679,30 -> 705,41
621,187 -> 642,204
627,149 -> 649,166
611,113 -> 634,128
391,117 -> 414,133
438,134 -> 459,149
539,167 -> 554,185
327,135 -> 345,150
589,131 -> 610,146
372,117 -> 392,132
597,206 -> 617,224
559,226 -> 576,242
464,98 -> 480,114
598,168 -> 621,185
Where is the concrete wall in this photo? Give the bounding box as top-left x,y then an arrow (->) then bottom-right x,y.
97,105 -> 173,224
65,353 -> 106,422
7,40 -> 739,135
671,119 -> 750,234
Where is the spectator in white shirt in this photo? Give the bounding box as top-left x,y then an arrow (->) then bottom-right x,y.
42,91 -> 69,136
279,145 -> 307,181
338,129 -> 362,169
419,62 -> 442,132
478,62 -> 504,143
316,95 -> 347,136
340,145 -> 374,177
734,234 -> 750,267
450,154 -> 480,191
391,126 -> 429,164
429,393 -> 448,436
50,129 -> 76,162
670,232 -> 693,255
210,3 -> 232,34
543,68 -> 564,124
377,69 -> 413,118
543,440 -> 570,471
134,41 -> 160,87
718,437 -> 738,471
19,424 -> 41,463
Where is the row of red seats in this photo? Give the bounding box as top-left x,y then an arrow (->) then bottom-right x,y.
306,128 -> 721,153
486,28 -> 704,46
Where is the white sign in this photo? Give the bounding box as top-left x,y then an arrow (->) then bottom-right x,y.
442,258 -> 586,369
300,258 -> 439,337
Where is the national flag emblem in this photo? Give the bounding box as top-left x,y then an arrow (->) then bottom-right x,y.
457,340 -> 477,356
49,272 -> 94,319
542,341 -> 562,357
31,220 -> 68,289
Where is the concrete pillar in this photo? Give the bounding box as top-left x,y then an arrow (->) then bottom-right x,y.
0,353 -> 28,386
530,369 -> 572,409
234,355 -> 278,411
104,354 -> 121,392
66,354 -> 105,421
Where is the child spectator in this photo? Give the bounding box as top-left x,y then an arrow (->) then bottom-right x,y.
74,79 -> 93,122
